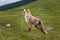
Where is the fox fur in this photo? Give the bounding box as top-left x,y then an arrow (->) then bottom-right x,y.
22,9 -> 48,34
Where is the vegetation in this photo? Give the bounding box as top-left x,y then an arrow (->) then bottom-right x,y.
0,0 -> 60,40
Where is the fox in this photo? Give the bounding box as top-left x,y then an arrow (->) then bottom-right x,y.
22,9 -> 48,34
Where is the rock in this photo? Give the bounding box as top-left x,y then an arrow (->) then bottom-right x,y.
5,24 -> 11,27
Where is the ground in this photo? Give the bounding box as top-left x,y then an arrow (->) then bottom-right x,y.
0,0 -> 60,40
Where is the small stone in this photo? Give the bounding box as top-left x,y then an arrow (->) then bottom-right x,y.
5,24 -> 11,27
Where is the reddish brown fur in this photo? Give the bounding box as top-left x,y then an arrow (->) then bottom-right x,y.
22,9 -> 48,34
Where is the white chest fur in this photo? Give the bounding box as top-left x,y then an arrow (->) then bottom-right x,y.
24,14 -> 29,22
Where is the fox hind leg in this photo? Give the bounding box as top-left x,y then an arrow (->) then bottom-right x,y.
38,21 -> 48,34
39,25 -> 48,34
35,25 -> 40,30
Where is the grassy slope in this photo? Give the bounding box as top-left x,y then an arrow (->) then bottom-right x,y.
0,0 -> 60,40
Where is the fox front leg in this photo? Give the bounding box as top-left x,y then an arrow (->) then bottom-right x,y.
28,23 -> 32,32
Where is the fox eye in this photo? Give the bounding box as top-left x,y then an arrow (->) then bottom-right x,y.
27,11 -> 29,12
24,11 -> 26,13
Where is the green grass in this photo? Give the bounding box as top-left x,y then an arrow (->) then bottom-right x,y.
0,0 -> 60,40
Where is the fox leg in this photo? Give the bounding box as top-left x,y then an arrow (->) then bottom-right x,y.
35,25 -> 39,30
28,23 -> 32,32
38,25 -> 48,34
38,21 -> 48,34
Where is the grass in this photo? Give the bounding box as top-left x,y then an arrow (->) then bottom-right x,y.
0,0 -> 60,40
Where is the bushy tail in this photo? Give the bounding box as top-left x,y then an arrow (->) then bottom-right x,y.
46,26 -> 54,31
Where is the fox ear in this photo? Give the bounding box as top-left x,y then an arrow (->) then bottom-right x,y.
24,9 -> 26,12
27,9 -> 30,12
27,9 -> 31,13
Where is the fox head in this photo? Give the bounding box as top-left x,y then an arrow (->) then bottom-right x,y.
22,9 -> 31,15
